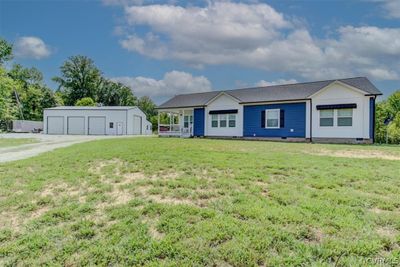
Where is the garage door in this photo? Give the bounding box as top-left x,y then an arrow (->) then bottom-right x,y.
88,116 -> 106,135
67,117 -> 85,135
47,116 -> 64,134
133,115 -> 142,135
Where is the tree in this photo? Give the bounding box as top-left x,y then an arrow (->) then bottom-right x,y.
75,97 -> 96,106
375,90 -> 400,144
0,66 -> 19,126
0,38 -> 13,65
8,64 -> 60,121
53,55 -> 102,105
96,79 -> 137,106
137,96 -> 157,117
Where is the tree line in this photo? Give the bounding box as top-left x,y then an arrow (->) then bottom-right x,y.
375,90 -> 400,144
0,38 -> 158,131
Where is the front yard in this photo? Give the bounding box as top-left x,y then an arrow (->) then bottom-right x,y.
0,138 -> 399,266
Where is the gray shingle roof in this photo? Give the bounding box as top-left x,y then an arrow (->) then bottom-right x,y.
158,77 -> 381,109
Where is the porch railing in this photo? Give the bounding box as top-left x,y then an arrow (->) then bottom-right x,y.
159,124 -> 181,136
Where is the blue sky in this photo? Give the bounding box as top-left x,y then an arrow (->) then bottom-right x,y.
1,0 -> 399,104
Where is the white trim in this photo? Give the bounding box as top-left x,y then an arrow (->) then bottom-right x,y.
318,109 -> 354,127
337,108 -> 353,127
205,92 -> 241,106
243,100 -> 308,106
319,109 -> 334,127
209,113 -> 237,128
309,80 -> 366,98
265,109 -> 280,129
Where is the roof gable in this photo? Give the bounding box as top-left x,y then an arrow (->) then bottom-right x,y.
308,80 -> 367,98
205,92 -> 241,105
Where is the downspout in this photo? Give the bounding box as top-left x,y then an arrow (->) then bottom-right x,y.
310,99 -> 313,143
372,96 -> 376,143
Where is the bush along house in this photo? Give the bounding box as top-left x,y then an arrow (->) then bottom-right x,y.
157,77 -> 382,143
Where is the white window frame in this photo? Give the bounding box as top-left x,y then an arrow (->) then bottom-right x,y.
211,114 -> 218,128
219,114 -> 227,128
265,109 -> 280,129
337,109 -> 353,127
319,109 -> 334,127
228,114 -> 236,128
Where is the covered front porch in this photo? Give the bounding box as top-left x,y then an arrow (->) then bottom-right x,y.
158,109 -> 194,137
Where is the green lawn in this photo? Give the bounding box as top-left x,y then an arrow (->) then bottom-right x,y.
0,138 -> 38,148
0,138 -> 399,266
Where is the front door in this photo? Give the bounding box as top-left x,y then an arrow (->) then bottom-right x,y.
116,122 -> 123,135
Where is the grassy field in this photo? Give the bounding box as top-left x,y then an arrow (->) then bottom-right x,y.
0,138 -> 399,266
0,138 -> 37,148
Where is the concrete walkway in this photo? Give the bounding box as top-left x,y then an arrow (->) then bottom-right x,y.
0,133 -> 146,163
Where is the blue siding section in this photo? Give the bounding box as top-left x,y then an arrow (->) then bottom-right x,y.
369,97 -> 375,141
243,102 -> 306,138
194,108 -> 205,136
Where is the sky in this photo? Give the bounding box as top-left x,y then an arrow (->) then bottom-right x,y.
1,0 -> 399,104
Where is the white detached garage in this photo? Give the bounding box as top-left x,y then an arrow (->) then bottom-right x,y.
43,106 -> 152,135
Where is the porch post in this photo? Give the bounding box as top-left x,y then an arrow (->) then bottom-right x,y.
169,112 -> 172,132
157,111 -> 160,134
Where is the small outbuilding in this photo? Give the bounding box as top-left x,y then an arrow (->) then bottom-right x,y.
43,106 -> 152,135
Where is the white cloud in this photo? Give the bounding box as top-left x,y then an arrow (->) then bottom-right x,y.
256,79 -> 298,87
374,0 -> 400,18
102,0 -> 143,6
14,36 -> 51,59
115,2 -> 400,81
111,70 -> 212,102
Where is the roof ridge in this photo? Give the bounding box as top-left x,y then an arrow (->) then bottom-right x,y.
172,76 -> 368,97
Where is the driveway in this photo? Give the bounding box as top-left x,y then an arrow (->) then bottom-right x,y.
0,133 -> 145,163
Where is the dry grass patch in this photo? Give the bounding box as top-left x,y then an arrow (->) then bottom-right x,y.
377,227 -> 398,239
307,148 -> 400,160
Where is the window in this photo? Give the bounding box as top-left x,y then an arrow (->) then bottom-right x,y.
228,114 -> 236,127
219,114 -> 227,127
265,109 -> 280,128
320,109 -> 334,127
337,109 -> 353,126
109,122 -> 114,128
211,115 -> 218,128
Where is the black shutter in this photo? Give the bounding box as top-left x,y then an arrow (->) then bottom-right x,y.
280,109 -> 285,128
261,110 -> 265,128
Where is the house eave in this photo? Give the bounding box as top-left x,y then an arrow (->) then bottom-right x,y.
240,98 -> 310,105
156,105 -> 206,110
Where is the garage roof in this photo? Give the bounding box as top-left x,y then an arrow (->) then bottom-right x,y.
45,106 -> 138,110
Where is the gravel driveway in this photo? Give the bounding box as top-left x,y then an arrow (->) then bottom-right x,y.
0,133 -> 146,163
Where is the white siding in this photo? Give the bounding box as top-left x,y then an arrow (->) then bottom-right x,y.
311,82 -> 370,139
127,108 -> 151,135
205,94 -> 243,137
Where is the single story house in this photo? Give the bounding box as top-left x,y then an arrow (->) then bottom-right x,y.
157,77 -> 382,143
44,106 -> 152,135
